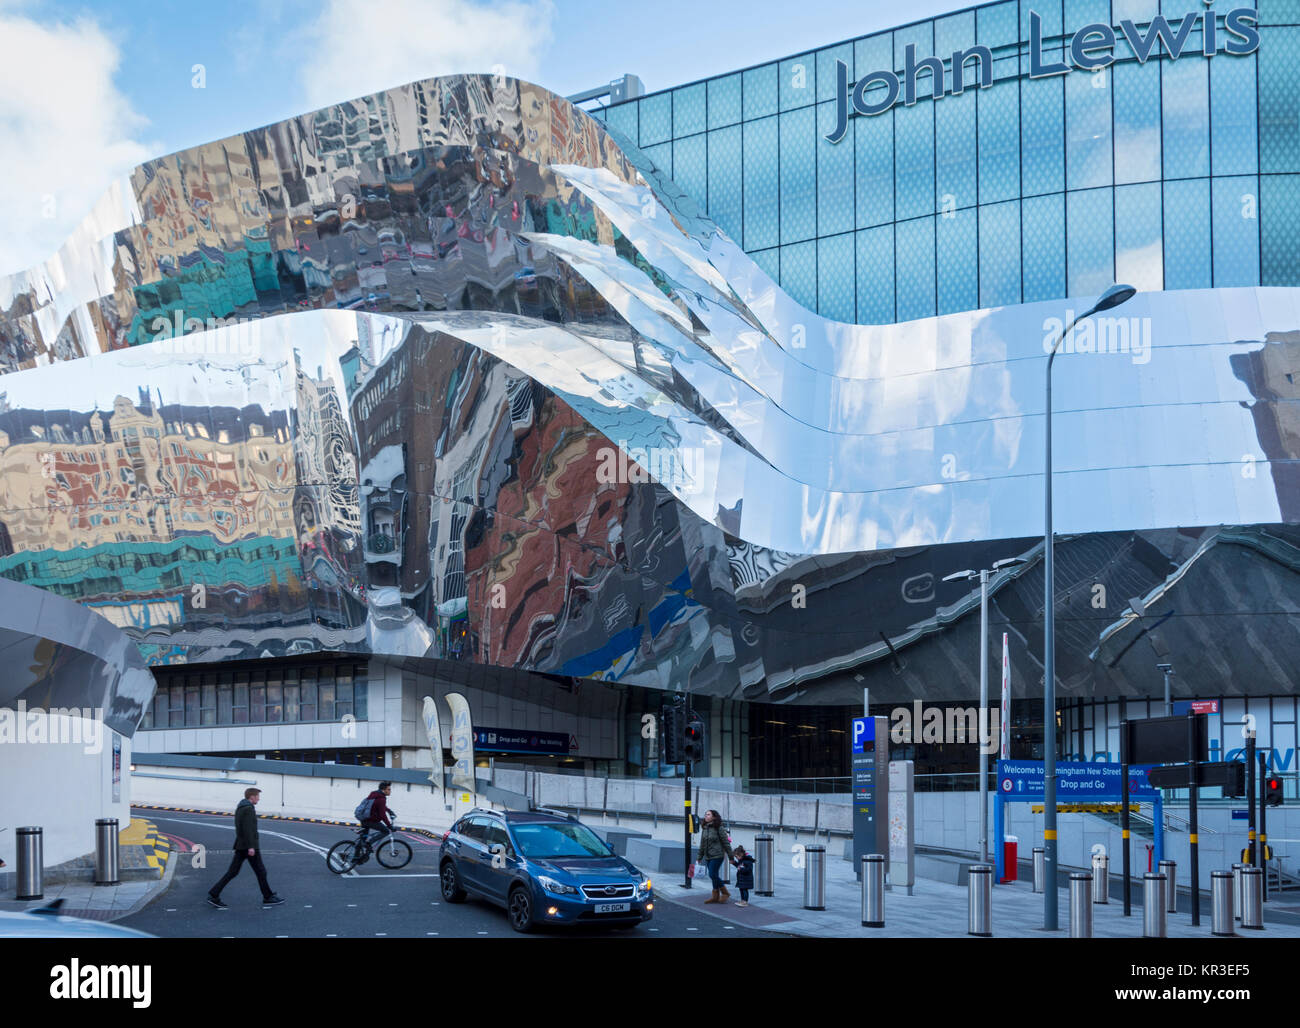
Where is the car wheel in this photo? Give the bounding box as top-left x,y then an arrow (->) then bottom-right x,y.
507,885 -> 535,933
440,860 -> 466,903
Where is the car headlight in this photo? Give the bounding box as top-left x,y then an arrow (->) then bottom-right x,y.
636,877 -> 653,898
537,875 -> 578,895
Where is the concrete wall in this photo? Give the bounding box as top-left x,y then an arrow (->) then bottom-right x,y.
0,716 -> 132,867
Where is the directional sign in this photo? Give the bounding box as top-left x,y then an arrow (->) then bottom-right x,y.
997,760 -> 1158,802
851,716 -> 875,754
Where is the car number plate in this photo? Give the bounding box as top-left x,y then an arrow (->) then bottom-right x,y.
595,902 -> 630,913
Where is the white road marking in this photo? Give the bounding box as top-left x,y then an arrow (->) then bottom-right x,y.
326,934 -> 337,937
375,932 -> 387,936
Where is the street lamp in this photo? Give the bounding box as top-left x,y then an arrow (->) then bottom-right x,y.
943,556 -> 1026,864
1043,283 -> 1136,930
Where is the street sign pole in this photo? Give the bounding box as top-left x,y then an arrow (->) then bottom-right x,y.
1260,752 -> 1269,902
683,758 -> 693,889
1247,731 -> 1257,867
1188,716 -> 1200,927
979,568 -> 989,864
1121,721 -> 1131,916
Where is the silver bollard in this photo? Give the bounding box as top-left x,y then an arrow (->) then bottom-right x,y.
95,817 -> 120,886
720,853 -> 730,885
1143,873 -> 1168,938
1159,859 -> 1177,913
802,844 -> 826,911
1070,872 -> 1093,938
1092,852 -> 1109,904
1032,847 -> 1046,893
15,826 -> 43,900
1241,867 -> 1264,930
968,864 -> 993,937
755,834 -> 774,897
1232,863 -> 1243,919
861,854 -> 885,928
1211,871 -> 1235,937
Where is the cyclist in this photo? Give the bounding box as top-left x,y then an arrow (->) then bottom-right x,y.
357,781 -> 395,848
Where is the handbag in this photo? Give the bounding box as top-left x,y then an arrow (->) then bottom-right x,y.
692,861 -> 708,879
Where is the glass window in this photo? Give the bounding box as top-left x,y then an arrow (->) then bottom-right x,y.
1113,59 -> 1162,185
1162,57 -> 1209,180
1211,52 -> 1258,177
673,134 -> 706,211
642,141 -> 670,177
978,80 -> 1019,204
1212,176 -> 1260,287
743,116 -> 780,250
816,43 -> 853,104
639,93 -> 671,147
605,102 -> 637,145
780,107 -> 816,243
780,241 -> 817,311
936,207 -> 978,315
1065,0 -> 1109,26
935,90 -> 977,212
1065,62 -> 1112,190
318,667 -> 335,721
1114,183 -> 1164,293
300,668 -> 318,722
169,685 -> 185,728
232,673 -> 248,725
1066,187 -> 1114,297
896,216 -> 936,321
751,246 -> 779,284
484,824 -> 512,857
817,102 -> 853,236
893,21 -> 934,78
1021,0 -> 1062,47
855,102 -> 894,227
1020,76 -> 1064,196
855,33 -> 892,83
936,10 -> 975,57
743,63 -> 778,121
708,74 -> 742,130
284,680 -> 300,723
201,676 -> 216,726
979,201 -> 1021,308
217,679 -> 232,724
673,83 -> 706,138
511,821 -> 610,858
185,679 -> 200,727
353,666 -> 368,721
1259,1 -> 1300,26
250,669 -> 266,723
1162,177 -> 1211,289
707,126 -> 743,242
265,678 -> 282,723
856,225 -> 895,324
1261,174 -> 1300,286
780,54 -> 815,111
818,233 -> 855,322
977,0 -> 1020,49
1022,193 -> 1066,303
895,102 -> 935,220
1258,26 -> 1300,175
152,692 -> 167,728
336,676 -> 353,720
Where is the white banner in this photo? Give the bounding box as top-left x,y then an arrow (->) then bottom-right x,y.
421,695 -> 444,787
445,692 -> 475,793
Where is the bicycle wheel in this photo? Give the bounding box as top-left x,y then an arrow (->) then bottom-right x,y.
326,839 -> 359,874
374,836 -> 412,869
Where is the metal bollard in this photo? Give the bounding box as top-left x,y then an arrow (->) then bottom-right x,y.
95,817 -> 120,886
1240,867 -> 1264,930
1070,872 -> 1093,938
1032,847 -> 1046,893
755,834 -> 774,897
1159,859 -> 1176,914
1232,863 -> 1243,920
720,853 -> 730,885
15,826 -> 43,900
968,864 -> 993,937
1143,873 -> 1168,938
1092,852 -> 1109,904
861,854 -> 885,928
1211,871 -> 1235,937
802,845 -> 826,911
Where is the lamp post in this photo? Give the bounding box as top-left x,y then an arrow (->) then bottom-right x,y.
944,557 -> 1027,864
1043,283 -> 1136,930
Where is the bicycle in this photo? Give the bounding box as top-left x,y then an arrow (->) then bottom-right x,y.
326,819 -> 412,873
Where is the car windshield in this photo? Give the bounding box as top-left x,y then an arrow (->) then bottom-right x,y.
511,822 -> 610,858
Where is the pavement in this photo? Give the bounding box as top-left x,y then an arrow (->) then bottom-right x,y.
656,843 -> 1300,939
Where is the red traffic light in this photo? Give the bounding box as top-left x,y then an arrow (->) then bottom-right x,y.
1266,776 -> 1283,806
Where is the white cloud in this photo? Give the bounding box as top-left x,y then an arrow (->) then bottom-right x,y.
0,10 -> 154,278
299,0 -> 557,111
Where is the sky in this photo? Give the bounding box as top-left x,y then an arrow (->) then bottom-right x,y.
0,0 -> 970,278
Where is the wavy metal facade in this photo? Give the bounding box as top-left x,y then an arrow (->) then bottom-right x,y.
1,36 -> 1299,705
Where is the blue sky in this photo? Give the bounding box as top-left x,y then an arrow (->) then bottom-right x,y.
0,0 -> 967,276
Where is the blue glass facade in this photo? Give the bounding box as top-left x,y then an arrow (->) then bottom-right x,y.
595,0 -> 1300,322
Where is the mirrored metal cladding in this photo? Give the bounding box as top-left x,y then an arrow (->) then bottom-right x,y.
1,69 -> 1298,703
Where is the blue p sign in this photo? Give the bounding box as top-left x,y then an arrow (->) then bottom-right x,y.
852,717 -> 874,753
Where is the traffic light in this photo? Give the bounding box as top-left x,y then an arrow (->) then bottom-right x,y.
1266,776 -> 1283,806
662,702 -> 685,764
683,717 -> 706,763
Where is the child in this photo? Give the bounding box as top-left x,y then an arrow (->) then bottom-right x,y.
732,845 -> 756,906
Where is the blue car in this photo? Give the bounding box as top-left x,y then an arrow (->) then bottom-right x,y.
438,809 -> 653,933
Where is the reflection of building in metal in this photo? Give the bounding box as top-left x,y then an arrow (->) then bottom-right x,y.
4,11 -> 1300,778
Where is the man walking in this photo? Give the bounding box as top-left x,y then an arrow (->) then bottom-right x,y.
207,787 -> 285,908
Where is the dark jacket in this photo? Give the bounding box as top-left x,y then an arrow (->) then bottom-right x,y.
733,854 -> 755,889
697,822 -> 733,862
362,790 -> 391,827
233,798 -> 259,851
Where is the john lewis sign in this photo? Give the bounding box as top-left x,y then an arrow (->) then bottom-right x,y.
826,7 -> 1260,142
